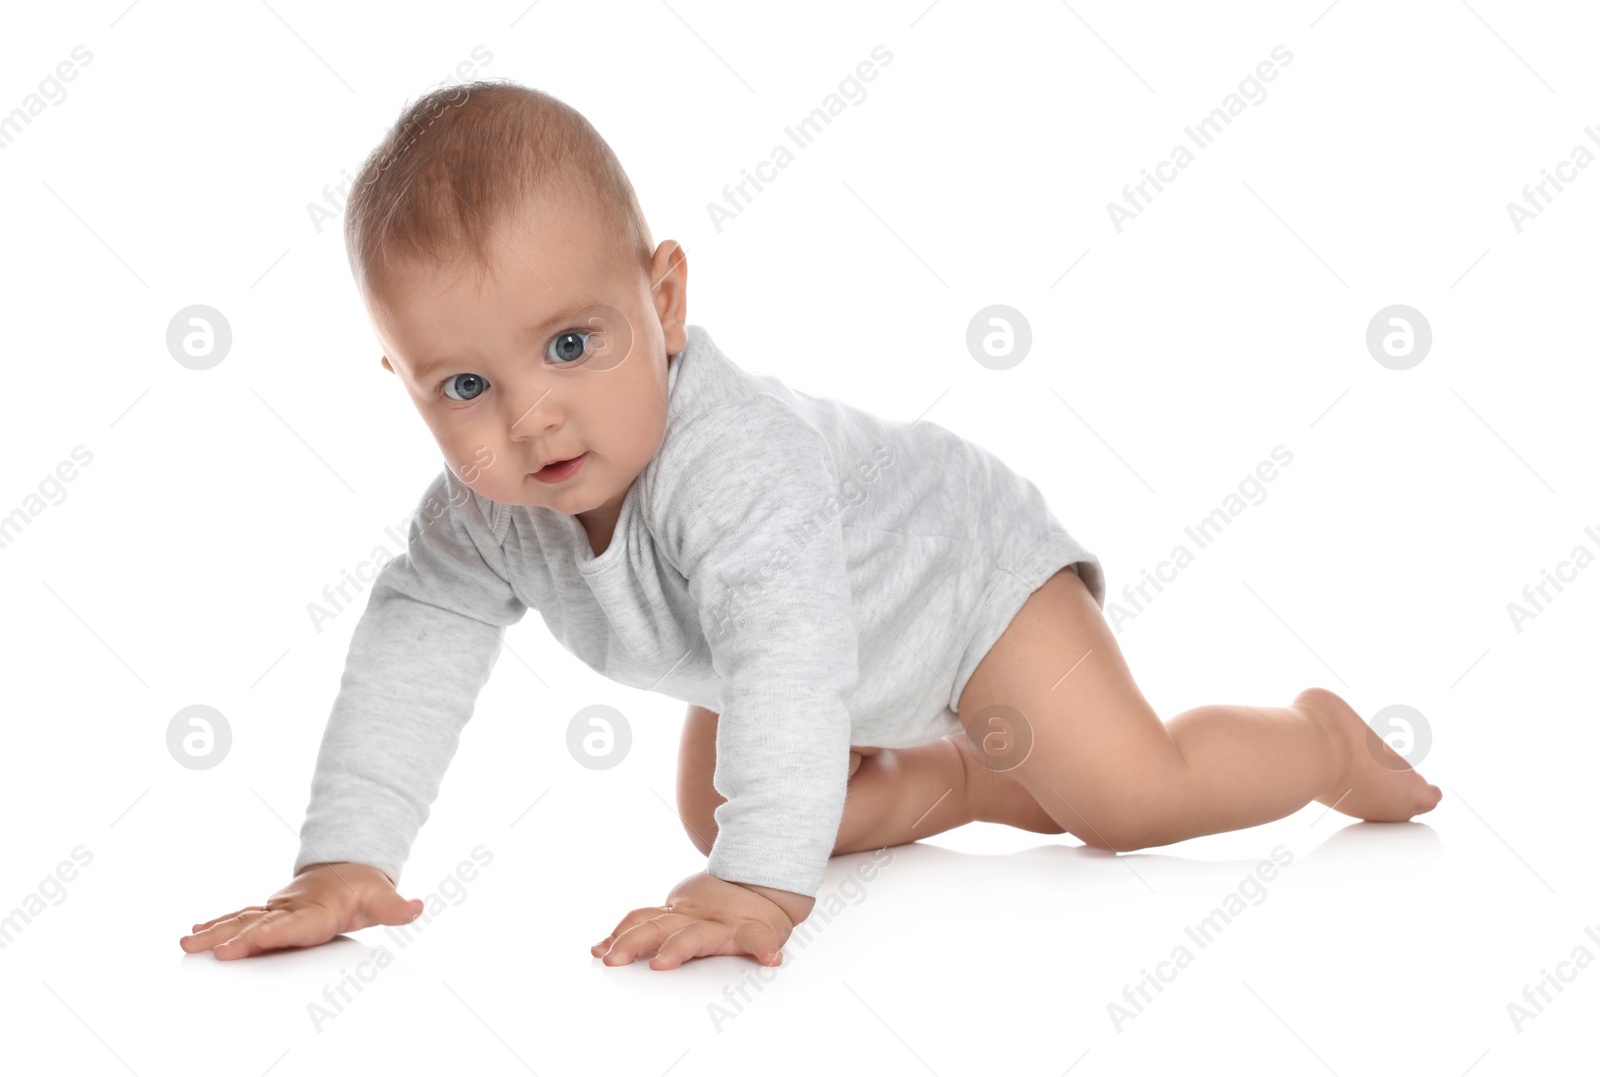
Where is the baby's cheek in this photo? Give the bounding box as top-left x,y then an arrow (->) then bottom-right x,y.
460,442 -> 498,480
443,426 -> 503,487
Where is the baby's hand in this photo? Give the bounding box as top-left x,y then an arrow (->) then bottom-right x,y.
179,862 -> 423,960
591,871 -> 815,971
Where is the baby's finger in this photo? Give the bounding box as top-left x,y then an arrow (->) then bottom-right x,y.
648,920 -> 722,971
601,914 -> 682,966
179,911 -> 263,954
368,892 -> 424,928
189,906 -> 266,934
591,906 -> 670,957
733,920 -> 784,967
212,907 -> 325,960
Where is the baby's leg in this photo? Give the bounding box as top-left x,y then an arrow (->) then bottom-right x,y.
958,567 -> 1442,851
675,705 -> 1057,860
829,737 -> 1065,855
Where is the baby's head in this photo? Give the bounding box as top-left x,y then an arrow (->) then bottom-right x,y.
344,79 -> 687,529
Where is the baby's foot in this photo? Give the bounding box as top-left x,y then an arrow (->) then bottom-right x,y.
950,733 -> 1066,834
1295,687 -> 1443,821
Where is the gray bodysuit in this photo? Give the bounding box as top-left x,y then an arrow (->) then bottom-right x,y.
295,324 -> 1106,897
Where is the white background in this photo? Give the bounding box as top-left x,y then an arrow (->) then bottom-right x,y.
1,0 -> 1596,1074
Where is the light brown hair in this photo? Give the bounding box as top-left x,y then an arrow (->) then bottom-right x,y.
344,79 -> 655,301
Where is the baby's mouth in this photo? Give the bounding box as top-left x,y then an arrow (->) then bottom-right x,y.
530,452 -> 589,484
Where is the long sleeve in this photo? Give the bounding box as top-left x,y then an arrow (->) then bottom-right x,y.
655,397 -> 861,898
294,466 -> 526,886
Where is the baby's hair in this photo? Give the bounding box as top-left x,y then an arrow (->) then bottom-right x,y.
344,78 -> 655,301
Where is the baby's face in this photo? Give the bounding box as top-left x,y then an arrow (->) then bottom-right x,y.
369,192 -> 685,531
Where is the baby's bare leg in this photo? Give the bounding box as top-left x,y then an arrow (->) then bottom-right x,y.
959,567 -> 1442,851
675,706 -> 1058,859
831,737 -> 1065,855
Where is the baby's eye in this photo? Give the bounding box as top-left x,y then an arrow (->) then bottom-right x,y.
441,373 -> 488,402
547,329 -> 594,365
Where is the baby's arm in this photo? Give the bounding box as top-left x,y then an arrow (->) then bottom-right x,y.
594,400 -> 859,969
181,468 -> 527,959
293,470 -> 525,882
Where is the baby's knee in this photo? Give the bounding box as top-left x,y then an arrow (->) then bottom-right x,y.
848,745 -> 880,781
1071,805 -> 1181,853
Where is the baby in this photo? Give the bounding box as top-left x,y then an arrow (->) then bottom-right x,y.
180,80 -> 1441,971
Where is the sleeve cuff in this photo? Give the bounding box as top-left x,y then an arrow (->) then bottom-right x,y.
707,837 -> 831,899
293,833 -> 406,888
